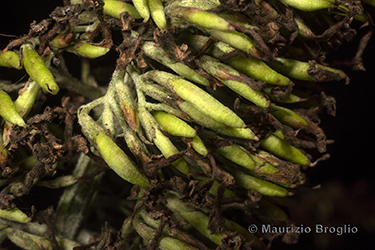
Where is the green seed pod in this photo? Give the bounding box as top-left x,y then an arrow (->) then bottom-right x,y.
198,55 -> 270,108
141,41 -> 210,86
216,144 -> 257,171
269,103 -> 308,129
70,42 -> 110,59
14,80 -> 40,118
205,28 -> 264,60
148,0 -> 167,29
138,108 -> 189,174
153,129 -> 189,174
0,50 -> 22,69
260,134 -> 311,166
279,0 -> 333,11
0,207 -> 31,223
268,57 -> 349,83
146,70 -> 246,128
191,135 -> 208,156
165,6 -> 234,31
165,191 -> 224,246
227,167 -> 290,197
21,43 -> 59,95
165,191 -> 265,248
152,111 -> 196,137
181,34 -> 292,86
178,101 -> 258,140
132,0 -> 150,21
0,91 -> 26,127
165,0 -> 221,10
103,0 -> 142,19
226,55 -> 293,86
5,228 -> 80,249
94,130 -> 150,187
133,213 -> 198,250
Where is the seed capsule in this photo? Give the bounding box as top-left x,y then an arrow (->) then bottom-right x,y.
0,91 -> 26,127
152,111 -> 196,137
103,0 -> 142,19
0,51 -> 22,69
70,42 -> 110,59
21,43 -> 59,95
94,130 -> 150,187
0,207 -> 31,223
260,134 -> 311,166
148,0 -> 167,29
147,71 -> 246,128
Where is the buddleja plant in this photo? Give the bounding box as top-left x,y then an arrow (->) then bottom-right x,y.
0,0 -> 373,249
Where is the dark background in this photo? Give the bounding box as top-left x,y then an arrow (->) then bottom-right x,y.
1,1 -> 374,249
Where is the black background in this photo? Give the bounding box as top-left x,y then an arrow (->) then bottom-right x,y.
1,1 -> 374,249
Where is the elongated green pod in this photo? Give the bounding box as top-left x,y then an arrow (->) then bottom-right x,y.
133,214 -> 197,250
0,207 -> 31,223
191,135 -> 208,156
14,80 -> 40,118
70,42 -> 110,59
21,43 -> 59,95
5,228 -> 80,249
6,228 -> 53,249
260,134 -> 311,166
279,0 -> 333,11
205,28 -> 264,59
141,41 -> 209,86
227,168 -> 290,197
178,101 -> 258,140
165,0 -> 220,10
94,130 -> 150,187
152,111 -> 196,137
165,6 -> 234,31
165,191 -> 265,248
146,70 -> 246,128
198,55 -> 270,108
0,91 -> 26,127
148,0 -> 167,29
269,104 -> 308,129
182,34 -> 292,86
226,55 -> 293,86
0,51 -> 22,69
165,191 -> 224,245
268,57 -> 348,83
216,144 -> 257,171
153,129 -> 189,174
103,0 -> 142,19
132,0 -> 150,20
